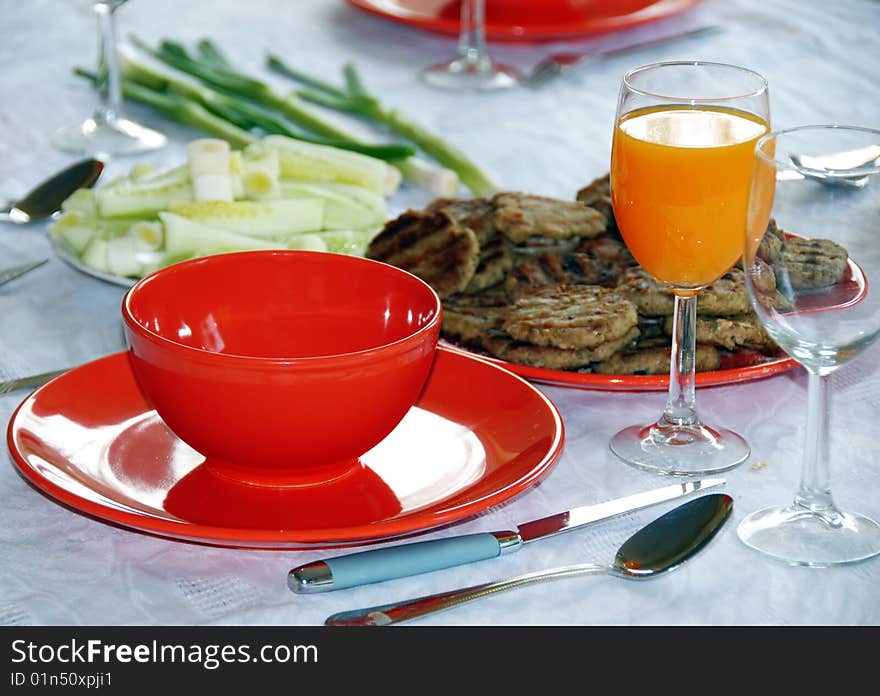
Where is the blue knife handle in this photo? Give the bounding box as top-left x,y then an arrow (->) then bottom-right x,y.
289,531 -> 522,593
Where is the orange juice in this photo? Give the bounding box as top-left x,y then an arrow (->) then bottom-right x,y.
611,105 -> 769,290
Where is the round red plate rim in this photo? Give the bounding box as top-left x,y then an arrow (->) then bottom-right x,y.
6,347 -> 565,549
346,0 -> 703,41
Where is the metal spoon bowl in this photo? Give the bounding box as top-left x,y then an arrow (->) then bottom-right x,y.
790,143 -> 880,189
0,159 -> 104,224
325,493 -> 733,626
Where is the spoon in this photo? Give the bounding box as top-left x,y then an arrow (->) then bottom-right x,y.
0,158 -> 104,224
325,493 -> 733,626
790,144 -> 880,189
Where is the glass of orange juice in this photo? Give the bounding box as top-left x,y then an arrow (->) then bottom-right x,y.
609,61 -> 770,476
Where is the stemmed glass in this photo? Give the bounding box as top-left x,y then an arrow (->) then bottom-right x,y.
609,61 -> 771,476
53,0 -> 166,158
422,0 -> 518,91
737,125 -> 880,566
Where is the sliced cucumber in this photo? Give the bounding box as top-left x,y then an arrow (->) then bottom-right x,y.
80,237 -> 110,273
52,223 -> 97,255
317,227 -> 381,256
318,182 -> 388,220
257,136 -> 390,194
160,212 -> 288,259
167,198 -> 324,237
128,221 -> 164,252
285,233 -> 328,252
278,181 -> 386,230
60,188 -> 98,216
97,178 -> 194,218
243,169 -> 280,200
49,212 -> 145,254
106,235 -> 144,278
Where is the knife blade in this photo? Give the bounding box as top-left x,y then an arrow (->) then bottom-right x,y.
288,477 -> 726,593
0,259 -> 48,287
0,367 -> 69,396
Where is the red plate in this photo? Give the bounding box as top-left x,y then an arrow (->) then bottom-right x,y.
346,0 -> 703,42
6,347 -> 563,549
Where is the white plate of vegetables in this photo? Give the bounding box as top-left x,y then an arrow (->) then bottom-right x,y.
49,135 -> 397,284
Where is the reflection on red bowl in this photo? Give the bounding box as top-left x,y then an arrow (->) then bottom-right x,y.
122,251 -> 442,487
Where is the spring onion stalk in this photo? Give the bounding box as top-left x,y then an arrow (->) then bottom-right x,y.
111,48 -> 414,161
76,67 -> 257,148
138,38 -> 465,196
266,54 -> 499,197
129,37 -> 414,159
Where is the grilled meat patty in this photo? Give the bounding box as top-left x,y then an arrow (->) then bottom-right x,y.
442,289 -> 510,347
493,192 -> 607,245
617,266 -> 754,316
757,218 -> 786,263
502,283 -> 638,350
665,313 -> 777,352
427,196 -> 495,245
698,267 -> 753,316
464,235 -> 514,294
366,208 -> 480,299
616,267 -> 675,316
482,327 -> 640,370
776,236 -> 849,290
575,174 -> 615,229
592,344 -> 722,375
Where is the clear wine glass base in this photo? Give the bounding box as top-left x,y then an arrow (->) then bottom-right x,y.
52,115 -> 166,159
737,504 -> 880,566
609,421 -> 750,476
422,58 -> 519,92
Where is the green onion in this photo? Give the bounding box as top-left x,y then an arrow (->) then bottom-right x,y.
267,55 -> 499,196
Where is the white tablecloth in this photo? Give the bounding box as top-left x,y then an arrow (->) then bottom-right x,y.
2,0 -> 879,626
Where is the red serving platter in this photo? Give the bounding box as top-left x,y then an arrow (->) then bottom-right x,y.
7,347 -> 564,549
346,0 -> 703,42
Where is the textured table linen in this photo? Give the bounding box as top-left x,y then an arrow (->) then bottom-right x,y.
1,0 -> 879,626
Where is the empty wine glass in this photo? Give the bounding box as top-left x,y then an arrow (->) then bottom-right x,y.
608,61 -> 770,476
53,0 -> 166,158
422,0 -> 518,91
737,125 -> 880,566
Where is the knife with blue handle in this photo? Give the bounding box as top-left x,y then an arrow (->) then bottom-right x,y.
288,477 -> 726,593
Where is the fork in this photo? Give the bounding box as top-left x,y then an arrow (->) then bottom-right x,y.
0,259 -> 48,287
524,25 -> 722,89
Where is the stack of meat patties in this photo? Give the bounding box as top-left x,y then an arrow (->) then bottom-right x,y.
365,175 -> 844,375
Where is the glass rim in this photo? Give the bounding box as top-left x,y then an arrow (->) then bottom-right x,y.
622,60 -> 768,102
756,124 -> 880,177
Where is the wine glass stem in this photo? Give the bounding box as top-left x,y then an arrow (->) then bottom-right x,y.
794,372 -> 837,514
94,2 -> 124,125
457,0 -> 489,67
662,293 -> 700,426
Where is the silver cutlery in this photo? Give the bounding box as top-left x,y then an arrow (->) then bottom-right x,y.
0,367 -> 69,396
524,25 -> 723,89
1,158 -> 103,224
791,143 -> 880,189
0,259 -> 49,288
325,493 -> 733,625
290,477 -> 726,593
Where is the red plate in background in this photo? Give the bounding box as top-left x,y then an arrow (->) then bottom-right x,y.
346,0 -> 703,42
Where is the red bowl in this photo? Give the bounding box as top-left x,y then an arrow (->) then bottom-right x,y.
122,251 -> 442,486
